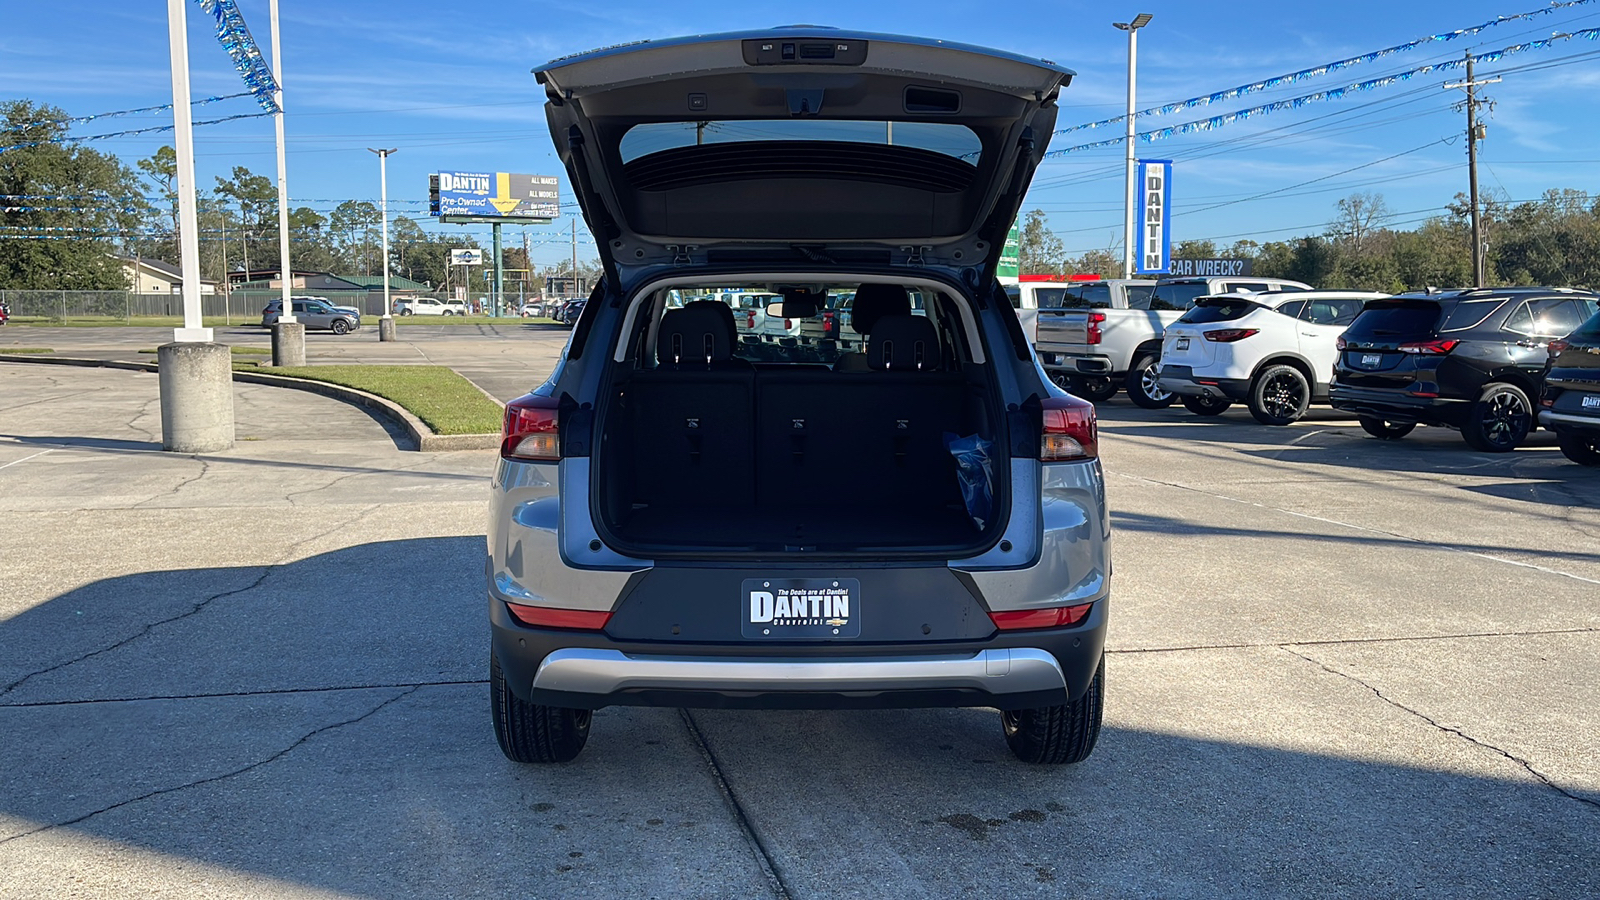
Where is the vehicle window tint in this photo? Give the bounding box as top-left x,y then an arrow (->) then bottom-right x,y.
1570,309 -> 1600,341
621,120 -> 981,161
291,301 -> 306,313
1227,282 -> 1274,294
1005,286 -> 1021,309
1179,299 -> 1259,323
1527,298 -> 1588,337
1150,281 -> 1209,311
1502,302 -> 1535,335
1034,287 -> 1071,309
1124,284 -> 1154,310
1440,298 -> 1506,331
1342,302 -> 1441,340
1327,299 -> 1366,325
1276,300 -> 1306,319
1079,283 -> 1113,308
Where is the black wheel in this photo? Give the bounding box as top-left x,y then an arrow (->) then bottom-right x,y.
330,318 -> 350,335
1125,354 -> 1174,409
1557,431 -> 1600,466
1358,416 -> 1415,440
1248,364 -> 1310,426
490,653 -> 591,763
1461,383 -> 1532,452
1003,656 -> 1103,765
1078,376 -> 1119,403
1182,394 -> 1232,416
400,309 -> 414,316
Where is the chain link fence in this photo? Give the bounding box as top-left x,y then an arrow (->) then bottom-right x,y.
0,289 -> 533,322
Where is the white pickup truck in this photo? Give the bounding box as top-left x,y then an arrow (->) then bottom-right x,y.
1029,275 -> 1312,406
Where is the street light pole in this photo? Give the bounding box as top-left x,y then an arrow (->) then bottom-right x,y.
1115,13 -> 1153,279
267,0 -> 304,368
369,147 -> 398,340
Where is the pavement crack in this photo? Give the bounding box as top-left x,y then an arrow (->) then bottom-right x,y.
134,456 -> 211,506
1107,626 -> 1600,655
1284,647 -> 1600,813
0,505 -> 381,699
679,709 -> 793,900
0,686 -> 419,846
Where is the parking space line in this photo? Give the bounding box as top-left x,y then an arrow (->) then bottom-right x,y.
0,449 -> 54,471
1114,471 -> 1600,587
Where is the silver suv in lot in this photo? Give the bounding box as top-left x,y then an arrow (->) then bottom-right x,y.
487,28 -> 1111,765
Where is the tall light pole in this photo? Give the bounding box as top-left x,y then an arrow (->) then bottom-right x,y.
267,0 -> 304,367
369,148 -> 398,341
1115,13 -> 1153,279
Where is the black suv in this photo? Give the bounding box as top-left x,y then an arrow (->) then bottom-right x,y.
1539,307 -> 1600,465
1330,287 -> 1600,451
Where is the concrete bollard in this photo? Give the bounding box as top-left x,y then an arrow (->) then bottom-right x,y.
158,342 -> 234,453
378,316 -> 397,342
272,321 -> 306,367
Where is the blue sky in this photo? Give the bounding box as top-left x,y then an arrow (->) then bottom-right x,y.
5,0 -> 1600,267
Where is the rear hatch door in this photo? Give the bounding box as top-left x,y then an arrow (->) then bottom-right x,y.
1336,298 -> 1442,388
1161,296 -> 1266,369
536,28 -> 1074,291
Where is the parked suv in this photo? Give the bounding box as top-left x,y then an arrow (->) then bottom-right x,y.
488,29 -> 1109,766
1330,287 -> 1600,450
1034,275 -> 1310,407
261,298 -> 360,334
1159,290 -> 1385,424
1539,307 -> 1600,465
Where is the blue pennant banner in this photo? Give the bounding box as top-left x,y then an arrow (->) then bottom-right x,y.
195,0 -> 281,113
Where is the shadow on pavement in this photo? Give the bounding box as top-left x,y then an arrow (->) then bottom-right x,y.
0,539 -> 1596,896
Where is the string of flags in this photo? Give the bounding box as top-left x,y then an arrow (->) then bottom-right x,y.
1046,26 -> 1600,156
0,112 -> 276,156
1054,0 -> 1598,138
195,0 -> 281,113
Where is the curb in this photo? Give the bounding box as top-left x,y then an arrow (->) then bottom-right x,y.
0,353 -> 501,452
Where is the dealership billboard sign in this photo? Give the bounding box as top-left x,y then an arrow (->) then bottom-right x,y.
1167,258 -> 1254,276
450,249 -> 484,266
1134,160 -> 1171,275
430,172 -> 560,220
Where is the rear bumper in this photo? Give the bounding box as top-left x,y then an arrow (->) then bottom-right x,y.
1157,366 -> 1250,401
1328,384 -> 1468,426
1039,352 -> 1114,376
490,596 -> 1108,711
1540,410 -> 1600,434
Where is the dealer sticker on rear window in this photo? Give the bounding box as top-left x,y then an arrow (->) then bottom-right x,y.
742,578 -> 861,639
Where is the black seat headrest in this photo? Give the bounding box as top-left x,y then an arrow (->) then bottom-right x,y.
867,315 -> 940,371
658,300 -> 738,365
850,283 -> 911,335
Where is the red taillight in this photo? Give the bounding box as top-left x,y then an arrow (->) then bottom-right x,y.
501,393 -> 560,461
990,603 -> 1093,631
1086,311 -> 1106,345
1548,339 -> 1570,357
1204,328 -> 1259,342
785,318 -> 793,329
747,311 -> 756,329
505,602 -> 611,630
1041,396 -> 1097,460
1398,339 -> 1459,355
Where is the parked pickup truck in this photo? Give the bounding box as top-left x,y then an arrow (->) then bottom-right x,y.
1032,275 -> 1312,406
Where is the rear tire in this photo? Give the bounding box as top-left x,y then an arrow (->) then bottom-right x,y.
491,653 -> 591,763
1077,376 -> 1118,403
1556,431 -> 1600,466
1358,416 -> 1415,440
1002,656 -> 1104,765
400,309 -> 414,316
1182,395 -> 1232,416
1125,355 -> 1174,409
1461,383 -> 1532,453
1248,364 -> 1310,425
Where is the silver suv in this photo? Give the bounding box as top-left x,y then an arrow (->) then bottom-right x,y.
487,28 -> 1111,765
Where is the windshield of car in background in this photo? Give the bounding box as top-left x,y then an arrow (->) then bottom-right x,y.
1177,298 -> 1262,324
1341,301 -> 1442,341
1149,282 -> 1210,311
657,284 -> 941,367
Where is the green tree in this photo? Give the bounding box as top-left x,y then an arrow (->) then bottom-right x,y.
1172,239 -> 1217,259
0,99 -> 145,289
1017,209 -> 1066,275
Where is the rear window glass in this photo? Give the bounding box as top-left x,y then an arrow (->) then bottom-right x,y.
1342,302 -> 1441,341
1005,286 -> 1022,309
1150,281 -> 1210,311
1125,284 -> 1154,310
1179,299 -> 1260,324
620,120 -> 982,162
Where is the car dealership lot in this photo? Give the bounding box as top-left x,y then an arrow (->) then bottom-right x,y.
1,356 -> 1596,898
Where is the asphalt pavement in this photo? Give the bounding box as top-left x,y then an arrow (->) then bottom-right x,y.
1,331 -> 1597,899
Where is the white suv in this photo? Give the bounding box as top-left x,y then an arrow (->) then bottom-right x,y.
396,296 -> 469,316
1158,290 -> 1385,425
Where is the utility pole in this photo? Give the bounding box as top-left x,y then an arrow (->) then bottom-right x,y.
368,148 -> 398,339
1114,13 -> 1154,280
571,218 -> 578,298
1445,51 -> 1498,289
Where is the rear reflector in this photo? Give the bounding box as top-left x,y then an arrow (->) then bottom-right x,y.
990,603 -> 1093,631
1398,339 -> 1459,355
1041,395 -> 1097,460
505,603 -> 611,630
502,393 -> 561,461
1204,328 -> 1259,342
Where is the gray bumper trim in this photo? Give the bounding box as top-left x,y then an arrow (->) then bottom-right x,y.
531,648 -> 1067,697
1540,410 -> 1600,429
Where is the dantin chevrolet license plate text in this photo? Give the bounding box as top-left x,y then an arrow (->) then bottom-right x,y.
742,578 -> 861,639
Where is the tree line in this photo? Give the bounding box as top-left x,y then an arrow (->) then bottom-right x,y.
1,99 -> 601,293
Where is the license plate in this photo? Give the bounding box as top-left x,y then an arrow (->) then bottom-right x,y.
1583,395 -> 1600,409
1175,337 -> 1190,351
743,578 -> 860,639
1362,353 -> 1382,367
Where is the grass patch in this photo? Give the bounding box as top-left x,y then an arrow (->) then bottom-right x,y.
0,347 -> 55,354
253,364 -> 502,435
139,345 -> 270,356
392,314 -> 561,326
